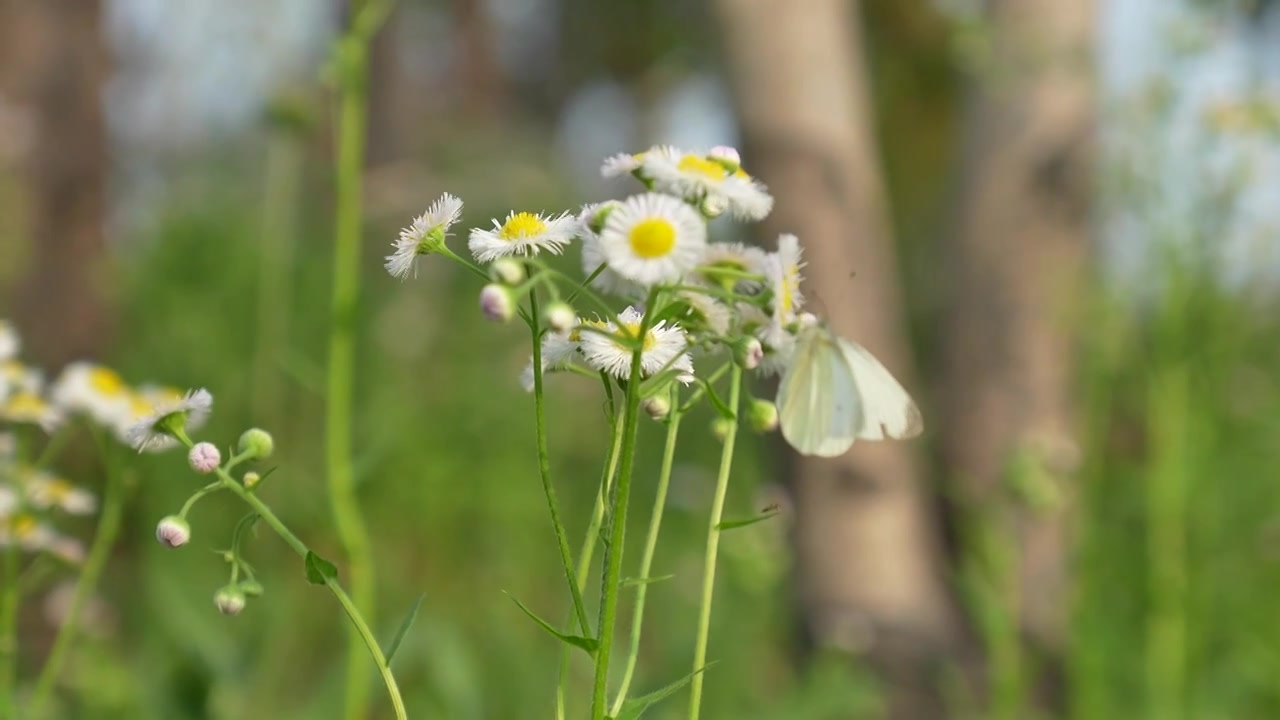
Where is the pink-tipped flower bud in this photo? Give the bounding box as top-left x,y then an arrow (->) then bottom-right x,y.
479,284 -> 515,323
156,515 -> 191,548
747,399 -> 779,433
188,442 -> 221,474
708,145 -> 741,171
214,587 -> 246,616
544,302 -> 576,333
738,337 -> 764,371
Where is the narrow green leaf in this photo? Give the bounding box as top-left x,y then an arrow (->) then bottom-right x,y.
622,575 -> 674,588
614,663 -> 717,720
382,593 -> 425,667
304,551 -> 338,585
504,592 -> 598,657
715,510 -> 780,532
700,380 -> 735,420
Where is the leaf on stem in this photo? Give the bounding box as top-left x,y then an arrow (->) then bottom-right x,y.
504,591 -> 598,657
621,575 -> 674,588
715,510 -> 780,532
383,593 -> 426,667
304,551 -> 338,585
610,663 -> 717,720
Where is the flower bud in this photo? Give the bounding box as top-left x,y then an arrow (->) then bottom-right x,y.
187,442 -> 221,474
711,417 -> 735,442
643,395 -> 671,421
237,428 -> 274,460
214,587 -> 246,616
479,284 -> 515,323
797,312 -> 819,330
747,399 -> 779,433
489,258 -> 525,286
243,471 -> 262,489
238,579 -> 265,597
544,302 -> 576,333
155,516 -> 191,548
737,337 -> 764,371
709,145 -> 741,172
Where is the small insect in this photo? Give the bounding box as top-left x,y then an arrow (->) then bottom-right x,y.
776,323 -> 923,457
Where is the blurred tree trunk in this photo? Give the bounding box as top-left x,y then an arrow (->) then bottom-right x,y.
939,0 -> 1093,682
712,1 -> 959,717
0,0 -> 110,365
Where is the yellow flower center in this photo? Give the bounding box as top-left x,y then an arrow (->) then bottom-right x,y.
678,154 -> 729,181
618,322 -> 656,352
628,219 -> 677,259
4,392 -> 47,415
88,367 -> 126,396
45,480 -> 72,500
499,212 -> 548,241
14,515 -> 36,538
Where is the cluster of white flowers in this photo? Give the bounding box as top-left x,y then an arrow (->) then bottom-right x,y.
385,145 -> 815,394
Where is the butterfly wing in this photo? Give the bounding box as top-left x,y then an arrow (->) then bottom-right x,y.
838,337 -> 923,440
778,328 -> 861,457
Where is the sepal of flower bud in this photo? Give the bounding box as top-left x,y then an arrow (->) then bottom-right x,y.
188,442 -> 221,474
237,428 -> 274,460
490,258 -> 525,286
237,579 -> 265,598
479,284 -> 516,323
544,302 -> 576,333
747,399 -> 779,433
214,587 -> 246,616
155,515 -> 191,548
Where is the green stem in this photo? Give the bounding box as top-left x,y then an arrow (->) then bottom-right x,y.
529,290 -> 592,637
0,538 -> 17,718
591,349 -> 647,719
687,364 -> 743,720
29,430 -> 130,719
329,10 -> 378,719
556,403 -> 625,720
220,473 -> 408,720
610,389 -> 682,715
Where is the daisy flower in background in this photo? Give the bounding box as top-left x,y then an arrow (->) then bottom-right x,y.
579,306 -> 695,383
600,145 -> 679,180
578,201 -> 643,297
695,242 -> 770,293
50,363 -> 132,428
598,193 -> 706,287
518,324 -> 593,392
675,290 -> 732,338
124,388 -> 213,452
763,233 -> 806,342
640,146 -> 774,221
469,210 -> 577,264
20,467 -> 97,515
385,192 -> 464,279
0,390 -> 63,431
0,320 -> 18,361
0,513 -> 55,553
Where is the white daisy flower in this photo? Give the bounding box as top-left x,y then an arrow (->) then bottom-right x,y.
763,233 -> 806,346
694,242 -> 770,292
45,534 -> 85,565
518,322 -> 598,392
675,290 -> 732,337
113,385 -> 183,445
50,363 -> 132,428
385,192 -> 464,279
124,388 -> 213,452
641,147 -> 773,221
600,145 -> 679,179
578,202 -> 643,298
579,307 -> 695,383
1,360 -> 44,397
0,391 -> 64,432
0,321 -> 18,362
468,210 -> 577,264
0,484 -> 17,517
597,193 -> 707,287
22,469 -> 97,515
0,513 -> 55,552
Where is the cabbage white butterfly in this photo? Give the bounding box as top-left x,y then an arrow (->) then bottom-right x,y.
776,324 -> 923,457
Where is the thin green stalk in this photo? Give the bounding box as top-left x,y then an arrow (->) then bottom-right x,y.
0,539 -> 17,718
610,389 -> 682,715
529,289 -> 593,638
329,9 -> 378,718
28,439 -> 129,719
687,364 -> 743,720
591,349 -> 646,719
556,404 -> 625,720
1146,367 -> 1189,720
252,131 -> 303,421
